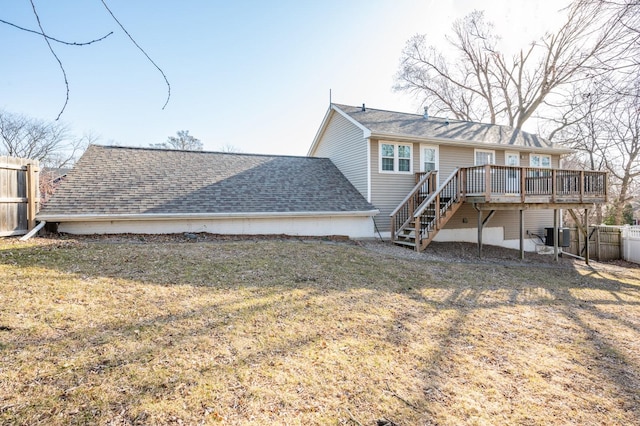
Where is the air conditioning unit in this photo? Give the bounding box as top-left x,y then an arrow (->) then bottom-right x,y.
545,227 -> 570,247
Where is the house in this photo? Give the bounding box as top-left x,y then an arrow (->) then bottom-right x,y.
36,145 -> 378,238
308,103 -> 607,253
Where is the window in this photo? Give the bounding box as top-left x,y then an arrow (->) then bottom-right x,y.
505,152 -> 520,167
379,142 -> 412,173
530,154 -> 551,168
381,144 -> 395,171
475,149 -> 495,166
421,145 -> 438,172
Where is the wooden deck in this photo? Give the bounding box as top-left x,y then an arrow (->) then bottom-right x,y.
462,165 -> 607,208
390,166 -> 607,252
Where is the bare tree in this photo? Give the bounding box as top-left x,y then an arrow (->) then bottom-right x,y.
550,0 -> 640,224
151,130 -> 203,151
219,144 -> 243,153
0,109 -> 90,168
603,84 -> 640,224
396,0 -> 640,225
395,2 -> 634,134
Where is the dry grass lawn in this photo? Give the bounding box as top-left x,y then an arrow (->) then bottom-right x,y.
0,236 -> 639,425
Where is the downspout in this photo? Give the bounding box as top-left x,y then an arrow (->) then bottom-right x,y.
20,221 -> 46,241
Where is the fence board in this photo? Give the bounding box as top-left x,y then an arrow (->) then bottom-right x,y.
566,226 -> 622,261
622,226 -> 640,264
0,156 -> 39,236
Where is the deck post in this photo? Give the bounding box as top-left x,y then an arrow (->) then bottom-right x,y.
584,208 -> 590,265
477,208 -> 483,258
414,215 -> 421,252
552,208 -> 557,261
519,209 -> 524,260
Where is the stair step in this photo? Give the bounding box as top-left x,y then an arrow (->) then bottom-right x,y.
393,239 -> 416,248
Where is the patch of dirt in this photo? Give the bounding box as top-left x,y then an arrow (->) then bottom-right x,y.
358,239 -> 577,268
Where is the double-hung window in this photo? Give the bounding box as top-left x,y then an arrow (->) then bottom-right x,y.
474,149 -> 495,166
380,142 -> 412,173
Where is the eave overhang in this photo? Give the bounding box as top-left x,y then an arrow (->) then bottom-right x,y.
37,209 -> 380,222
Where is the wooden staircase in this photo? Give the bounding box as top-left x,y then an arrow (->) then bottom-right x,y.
390,169 -> 464,251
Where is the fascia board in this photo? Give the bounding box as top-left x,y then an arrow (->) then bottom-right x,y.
307,104 -> 372,157
37,210 -> 380,222
331,104 -> 372,138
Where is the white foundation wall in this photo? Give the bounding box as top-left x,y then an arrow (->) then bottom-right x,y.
433,226 -> 540,252
56,215 -> 376,239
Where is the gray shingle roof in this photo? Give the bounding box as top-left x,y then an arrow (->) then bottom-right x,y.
334,104 -> 554,149
39,145 -> 376,217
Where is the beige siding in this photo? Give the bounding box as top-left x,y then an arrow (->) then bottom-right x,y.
312,111 -> 368,198
518,210 -> 555,240
437,145 -> 472,177
443,205 -> 554,242
370,139 -> 416,232
371,140 -> 562,238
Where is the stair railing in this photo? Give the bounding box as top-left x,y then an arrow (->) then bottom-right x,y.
412,168 -> 462,250
390,171 -> 437,241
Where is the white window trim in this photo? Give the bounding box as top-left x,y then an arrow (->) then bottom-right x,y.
505,151 -> 520,167
530,153 -> 552,168
420,144 -> 439,173
474,149 -> 496,166
378,141 -> 413,174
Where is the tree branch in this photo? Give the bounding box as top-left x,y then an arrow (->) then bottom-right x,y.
0,18 -> 113,45
100,0 -> 171,110
29,0 -> 68,121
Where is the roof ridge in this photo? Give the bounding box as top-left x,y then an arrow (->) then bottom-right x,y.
91,144 -> 321,160
332,103 -> 528,133
332,103 -> 460,122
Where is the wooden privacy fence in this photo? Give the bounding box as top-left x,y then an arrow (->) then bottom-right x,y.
565,225 -> 622,261
0,156 -> 40,236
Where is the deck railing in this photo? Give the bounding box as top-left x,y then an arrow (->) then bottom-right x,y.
390,170 -> 437,238
462,165 -> 607,202
413,168 -> 462,250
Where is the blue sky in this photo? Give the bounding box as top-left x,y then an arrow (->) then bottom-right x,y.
0,1 -> 567,156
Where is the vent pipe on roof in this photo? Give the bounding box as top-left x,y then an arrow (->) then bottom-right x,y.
362,103 -> 366,112
423,107 -> 429,119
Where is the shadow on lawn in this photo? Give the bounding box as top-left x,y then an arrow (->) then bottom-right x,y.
0,239 -> 639,424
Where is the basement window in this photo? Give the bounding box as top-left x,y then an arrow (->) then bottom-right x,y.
380,142 -> 412,173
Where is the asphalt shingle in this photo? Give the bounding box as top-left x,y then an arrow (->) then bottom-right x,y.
39,145 -> 376,216
334,104 -> 553,148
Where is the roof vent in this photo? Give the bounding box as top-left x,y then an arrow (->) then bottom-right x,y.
444,119 -> 450,125
362,103 -> 366,112
423,107 -> 429,119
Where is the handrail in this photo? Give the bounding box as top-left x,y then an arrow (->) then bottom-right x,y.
390,170 -> 436,217
414,168 -> 460,218
462,165 -> 607,200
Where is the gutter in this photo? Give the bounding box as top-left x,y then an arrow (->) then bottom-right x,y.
37,209 -> 380,222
